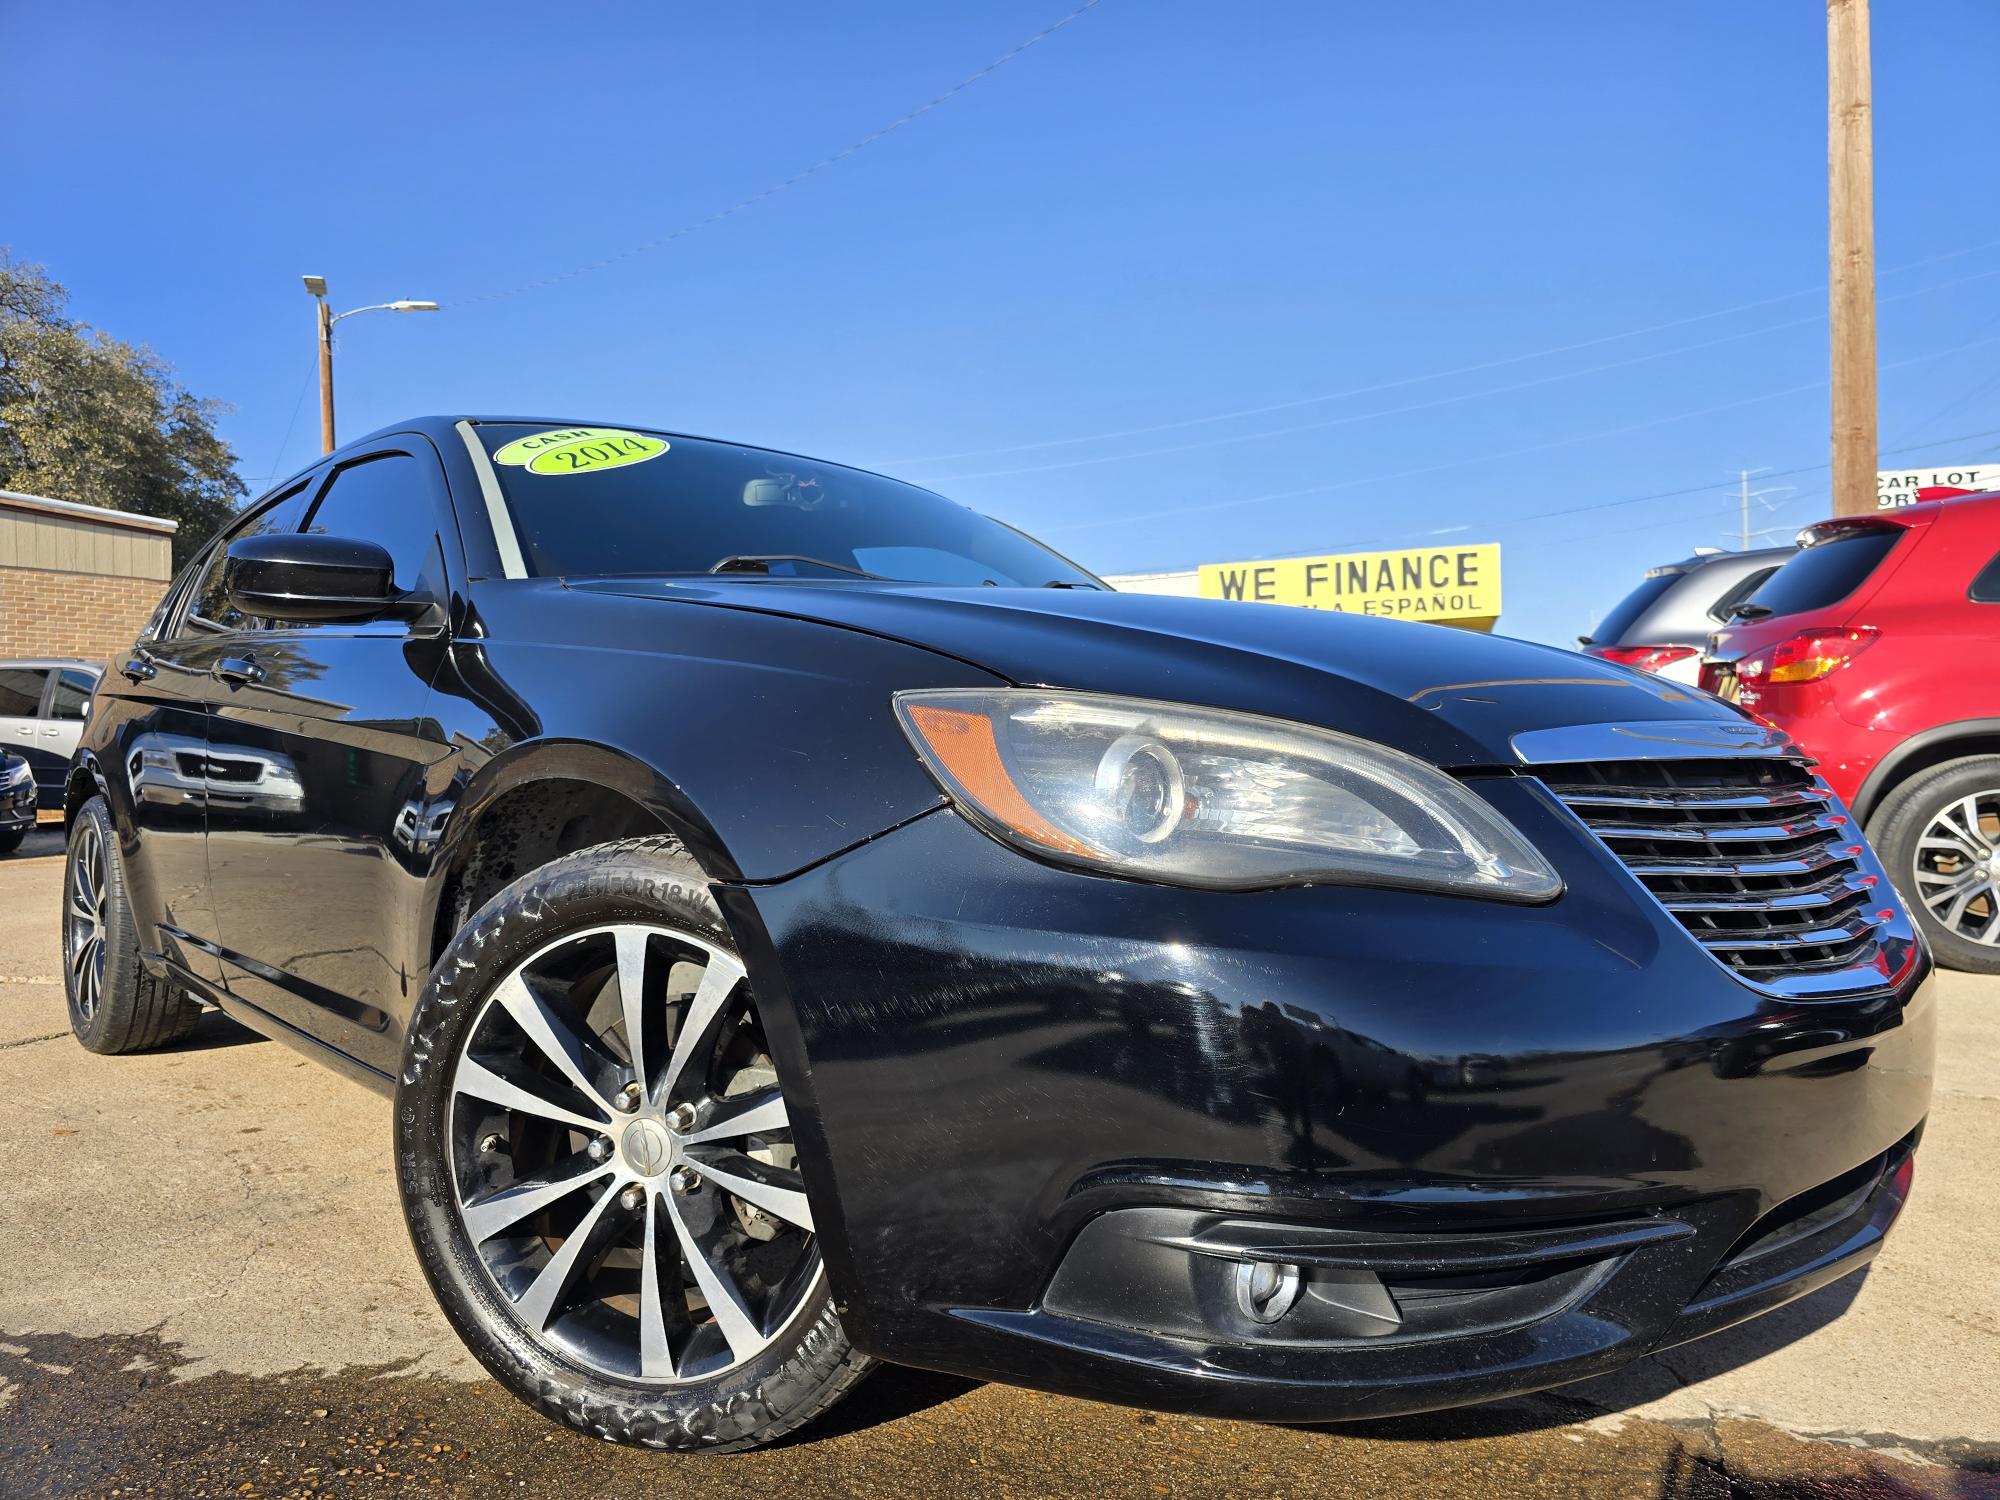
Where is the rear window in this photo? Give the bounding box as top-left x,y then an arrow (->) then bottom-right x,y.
1587,573 -> 1678,644
1743,529 -> 1903,618
1705,564 -> 1780,623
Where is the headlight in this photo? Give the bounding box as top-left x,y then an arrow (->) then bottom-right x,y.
894,689 -> 1561,900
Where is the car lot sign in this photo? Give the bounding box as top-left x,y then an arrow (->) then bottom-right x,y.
1196,543 -> 1502,630
1878,464 -> 2000,508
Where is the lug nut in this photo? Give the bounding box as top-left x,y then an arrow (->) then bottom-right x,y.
586,1136 -> 612,1163
619,1184 -> 646,1212
667,1102 -> 699,1133
615,1083 -> 644,1113
670,1166 -> 700,1195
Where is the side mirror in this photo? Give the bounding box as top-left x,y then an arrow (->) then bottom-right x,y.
224,533 -> 406,623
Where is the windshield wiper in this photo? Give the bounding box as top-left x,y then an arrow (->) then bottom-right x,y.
1729,602 -> 1773,620
1040,579 -> 1102,589
708,554 -> 885,580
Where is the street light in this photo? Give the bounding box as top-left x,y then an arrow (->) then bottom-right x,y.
301,276 -> 439,454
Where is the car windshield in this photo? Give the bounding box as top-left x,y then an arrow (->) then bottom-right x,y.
475,423 -> 1098,588
1743,527 -> 1904,618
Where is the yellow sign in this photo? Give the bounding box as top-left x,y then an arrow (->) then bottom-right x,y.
1197,543 -> 1502,630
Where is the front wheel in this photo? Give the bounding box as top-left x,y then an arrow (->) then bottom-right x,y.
0,826 -> 25,855
64,796 -> 200,1052
394,836 -> 870,1452
1871,755 -> 2000,974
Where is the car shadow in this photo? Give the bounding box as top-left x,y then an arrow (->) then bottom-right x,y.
778,1270 -> 1875,1451
773,1363 -> 984,1446
1308,1267 -> 1872,1442
165,1007 -> 269,1052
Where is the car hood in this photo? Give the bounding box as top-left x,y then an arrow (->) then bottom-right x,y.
567,577 -> 1746,768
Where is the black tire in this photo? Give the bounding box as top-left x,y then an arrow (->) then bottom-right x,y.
1869,755 -> 2000,975
64,796 -> 200,1052
395,835 -> 871,1453
0,826 -> 25,855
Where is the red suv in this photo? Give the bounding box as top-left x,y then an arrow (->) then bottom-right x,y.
1703,492 -> 2000,971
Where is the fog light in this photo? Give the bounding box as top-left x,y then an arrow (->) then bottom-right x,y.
1233,1259 -> 1303,1324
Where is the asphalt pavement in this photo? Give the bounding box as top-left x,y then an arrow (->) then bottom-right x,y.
2,825 -> 1996,1498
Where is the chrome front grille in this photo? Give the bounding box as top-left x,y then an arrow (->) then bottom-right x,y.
1533,753 -> 1916,995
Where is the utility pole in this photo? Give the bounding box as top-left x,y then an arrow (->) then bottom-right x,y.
1732,468 -> 1795,549
299,276 -> 439,457
1828,0 -> 1878,517
316,295 -> 336,455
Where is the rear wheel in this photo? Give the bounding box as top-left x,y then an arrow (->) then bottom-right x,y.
395,836 -> 870,1452
64,796 -> 200,1052
1871,755 -> 2000,974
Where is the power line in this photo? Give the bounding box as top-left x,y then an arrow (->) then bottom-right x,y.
887,236 -> 2000,468
1884,301 -> 2000,448
921,263 -> 2000,483
251,355 -> 319,488
1131,420 -> 2000,567
450,1 -> 1105,308
1043,332 -> 2000,543
1303,422 -> 2000,554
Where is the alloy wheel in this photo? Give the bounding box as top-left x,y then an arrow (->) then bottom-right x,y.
65,821 -> 108,1024
1911,790 -> 2000,946
446,923 -> 821,1384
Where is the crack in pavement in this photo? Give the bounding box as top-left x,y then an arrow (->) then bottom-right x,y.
0,1031 -> 69,1051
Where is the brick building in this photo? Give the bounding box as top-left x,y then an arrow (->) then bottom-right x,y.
0,490 -> 178,667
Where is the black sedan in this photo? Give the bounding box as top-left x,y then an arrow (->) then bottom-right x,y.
1,750 -> 34,852
60,417 -> 1933,1451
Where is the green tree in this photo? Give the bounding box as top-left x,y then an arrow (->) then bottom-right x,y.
0,251 -> 244,564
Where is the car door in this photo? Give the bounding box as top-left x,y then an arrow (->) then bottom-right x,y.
95,484 -> 313,986
204,440 -> 458,1075
35,667 -> 99,808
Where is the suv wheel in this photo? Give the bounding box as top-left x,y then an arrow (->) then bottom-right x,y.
395,836 -> 870,1452
64,796 -> 201,1052
1871,755 -> 2000,974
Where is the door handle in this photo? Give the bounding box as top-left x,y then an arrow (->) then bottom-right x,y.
121,654 -> 157,684
212,655 -> 265,688
40,728 -> 59,736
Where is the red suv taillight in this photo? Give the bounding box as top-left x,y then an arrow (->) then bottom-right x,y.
1736,627 -> 1879,688
1591,644 -> 1700,674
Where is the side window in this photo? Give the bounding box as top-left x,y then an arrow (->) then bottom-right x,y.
299,452 -> 442,597
1971,550 -> 2000,603
183,484 -> 314,635
47,670 -> 94,721
0,668 -> 49,718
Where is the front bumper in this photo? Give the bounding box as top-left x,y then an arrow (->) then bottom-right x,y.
1,780 -> 35,831
724,775 -> 1935,1422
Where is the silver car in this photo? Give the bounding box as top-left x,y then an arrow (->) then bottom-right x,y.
1579,547 -> 1793,685
0,658 -> 100,809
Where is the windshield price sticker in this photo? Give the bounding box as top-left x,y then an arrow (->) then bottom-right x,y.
492,427 -> 669,476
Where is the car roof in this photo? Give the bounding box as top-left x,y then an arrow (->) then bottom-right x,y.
344,415 -> 909,480
274,416 -> 939,509
1798,489 -> 2000,545
1650,545 -> 1794,576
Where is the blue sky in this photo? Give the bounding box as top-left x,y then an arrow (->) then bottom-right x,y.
11,1 -> 2000,647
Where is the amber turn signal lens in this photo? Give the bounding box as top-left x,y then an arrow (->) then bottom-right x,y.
900,703 -> 1101,859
